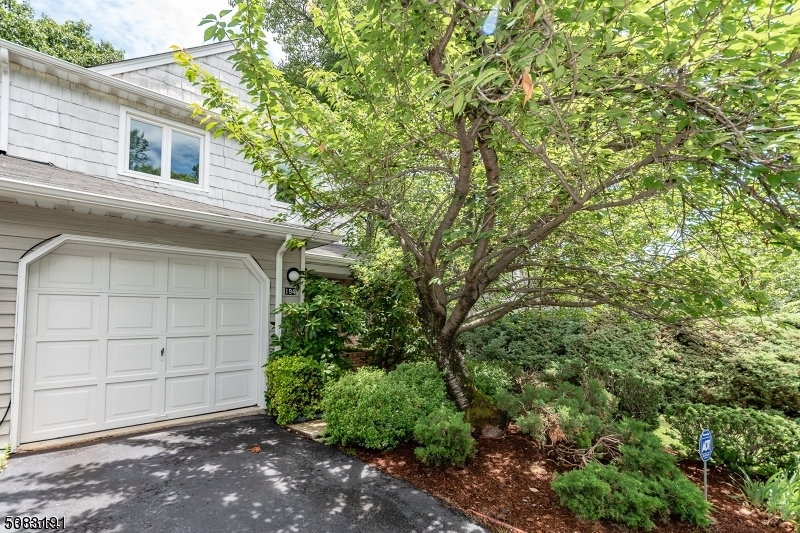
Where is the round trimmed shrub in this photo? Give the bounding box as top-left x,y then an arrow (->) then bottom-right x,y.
322,368 -> 420,449
265,355 -> 324,425
414,408 -> 476,467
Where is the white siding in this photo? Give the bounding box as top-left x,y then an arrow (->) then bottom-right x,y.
4,61 -> 289,220
0,201 -> 302,448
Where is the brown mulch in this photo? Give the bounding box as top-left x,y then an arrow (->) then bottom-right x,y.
354,427 -> 793,533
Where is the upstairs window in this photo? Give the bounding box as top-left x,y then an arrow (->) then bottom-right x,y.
120,108 -> 208,188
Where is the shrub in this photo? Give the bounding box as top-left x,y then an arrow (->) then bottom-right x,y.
495,380 -> 615,449
666,403 -> 800,477
265,355 -> 324,425
389,361 -> 454,414
468,360 -> 513,397
414,408 -> 476,467
322,368 -> 419,449
552,420 -> 712,529
552,462 -> 667,529
271,273 -> 364,377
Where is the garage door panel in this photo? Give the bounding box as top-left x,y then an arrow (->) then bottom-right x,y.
105,379 -> 158,422
22,245 -> 264,444
167,298 -> 210,332
217,263 -> 254,294
34,340 -> 98,384
216,335 -> 254,367
166,336 -> 210,372
32,385 -> 96,434
110,253 -> 164,292
38,253 -> 101,290
165,374 -> 209,413
107,338 -> 159,377
217,299 -> 255,331
108,297 -> 160,334
37,295 -> 100,336
168,258 -> 212,293
215,370 -> 252,406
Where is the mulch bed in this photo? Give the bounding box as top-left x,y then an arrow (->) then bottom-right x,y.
354,426 -> 793,533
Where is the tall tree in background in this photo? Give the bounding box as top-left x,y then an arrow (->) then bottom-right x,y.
0,0 -> 124,67
179,0 -> 800,414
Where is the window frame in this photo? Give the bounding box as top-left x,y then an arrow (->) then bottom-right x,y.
117,107 -> 210,191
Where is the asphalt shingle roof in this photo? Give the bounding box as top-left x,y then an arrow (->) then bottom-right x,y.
0,154 -> 305,229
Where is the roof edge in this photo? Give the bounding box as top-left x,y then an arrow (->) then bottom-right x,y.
90,41 -> 236,76
0,39 -> 199,115
0,176 -> 340,245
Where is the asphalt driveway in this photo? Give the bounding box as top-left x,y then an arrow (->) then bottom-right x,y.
0,415 -> 485,533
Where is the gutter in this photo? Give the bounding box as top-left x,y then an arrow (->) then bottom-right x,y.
0,176 -> 340,244
274,234 -> 292,338
0,47 -> 9,153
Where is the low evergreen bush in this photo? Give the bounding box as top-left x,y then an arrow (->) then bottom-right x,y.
468,360 -> 513,397
552,420 -> 713,530
265,355 -> 324,425
414,408 -> 476,467
322,368 -> 420,449
666,403 -> 800,477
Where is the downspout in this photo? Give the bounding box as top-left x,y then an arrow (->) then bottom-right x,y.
299,245 -> 305,303
0,47 -> 10,154
274,234 -> 292,338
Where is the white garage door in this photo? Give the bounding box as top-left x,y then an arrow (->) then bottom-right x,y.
19,243 -> 265,444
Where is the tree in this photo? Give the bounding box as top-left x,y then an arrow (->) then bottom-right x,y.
0,0 -> 124,67
178,0 -> 800,413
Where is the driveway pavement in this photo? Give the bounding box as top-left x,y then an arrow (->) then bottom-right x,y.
0,415 -> 485,533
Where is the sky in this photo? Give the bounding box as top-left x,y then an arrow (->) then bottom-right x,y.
28,0 -> 285,62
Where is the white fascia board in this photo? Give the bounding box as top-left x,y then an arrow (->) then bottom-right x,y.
0,176 -> 340,244
305,253 -> 356,266
0,39 -> 199,116
90,41 -> 236,76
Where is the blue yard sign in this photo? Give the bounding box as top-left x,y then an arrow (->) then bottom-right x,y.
698,429 -> 713,462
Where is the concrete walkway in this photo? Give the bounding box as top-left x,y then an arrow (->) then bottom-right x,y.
0,416 -> 485,533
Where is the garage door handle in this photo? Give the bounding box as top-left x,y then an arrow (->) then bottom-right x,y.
160,348 -> 165,358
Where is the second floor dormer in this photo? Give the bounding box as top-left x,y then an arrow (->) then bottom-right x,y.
0,39 -> 296,222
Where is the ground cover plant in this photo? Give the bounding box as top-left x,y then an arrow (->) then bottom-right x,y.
737,468 -> 800,528
413,408 -> 476,467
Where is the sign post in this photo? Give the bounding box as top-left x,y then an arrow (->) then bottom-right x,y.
698,428 -> 713,499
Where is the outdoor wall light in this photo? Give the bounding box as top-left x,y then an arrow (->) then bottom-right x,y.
287,268 -> 301,283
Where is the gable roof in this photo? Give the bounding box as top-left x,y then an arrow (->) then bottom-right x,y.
90,41 -> 236,76
0,155 -> 339,245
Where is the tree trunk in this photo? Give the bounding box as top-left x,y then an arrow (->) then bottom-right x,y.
431,334 -> 474,411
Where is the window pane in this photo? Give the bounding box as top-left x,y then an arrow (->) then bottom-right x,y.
170,131 -> 201,184
128,119 -> 162,176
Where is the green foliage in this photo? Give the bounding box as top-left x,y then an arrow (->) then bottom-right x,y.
462,308 -> 800,420
272,273 -> 364,377
468,360 -> 513,397
0,0 -> 124,66
737,469 -> 800,526
265,355 -> 324,425
351,264 -> 427,369
413,408 -> 476,468
552,420 -> 712,529
322,368 -> 419,449
388,361 -> 454,414
495,380 -> 615,448
666,403 -> 800,477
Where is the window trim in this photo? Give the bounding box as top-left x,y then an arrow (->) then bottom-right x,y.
117,106 -> 210,191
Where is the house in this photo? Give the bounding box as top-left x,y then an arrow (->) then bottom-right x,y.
0,40 -> 352,452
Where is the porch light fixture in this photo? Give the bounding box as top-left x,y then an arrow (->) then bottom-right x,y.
287,268 -> 301,283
